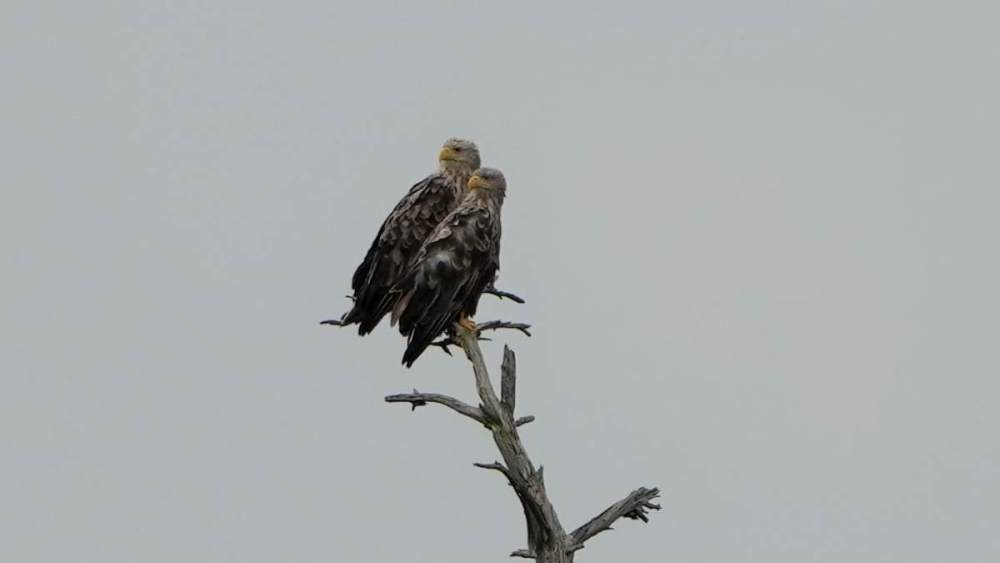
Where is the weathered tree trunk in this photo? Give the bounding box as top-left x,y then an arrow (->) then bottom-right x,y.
386,325 -> 659,561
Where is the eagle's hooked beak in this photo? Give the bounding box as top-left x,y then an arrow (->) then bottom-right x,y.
438,147 -> 458,162
468,175 -> 487,190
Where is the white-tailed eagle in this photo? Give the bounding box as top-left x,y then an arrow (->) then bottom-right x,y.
334,139 -> 481,334
381,168 -> 507,367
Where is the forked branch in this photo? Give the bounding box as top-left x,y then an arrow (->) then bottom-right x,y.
568,487 -> 662,551
385,324 -> 659,561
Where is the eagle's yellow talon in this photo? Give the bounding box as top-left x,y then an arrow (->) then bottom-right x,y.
458,316 -> 477,332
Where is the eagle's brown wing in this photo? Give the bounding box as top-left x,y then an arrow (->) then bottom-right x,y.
340,174 -> 462,334
384,197 -> 501,367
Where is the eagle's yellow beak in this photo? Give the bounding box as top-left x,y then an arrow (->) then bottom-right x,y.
468,175 -> 487,190
438,147 -> 458,162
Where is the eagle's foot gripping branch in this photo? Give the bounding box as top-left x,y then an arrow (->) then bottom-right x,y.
429,320 -> 532,356
458,315 -> 478,332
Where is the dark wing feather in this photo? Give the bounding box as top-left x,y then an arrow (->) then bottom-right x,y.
340,174 -> 461,335
384,198 -> 501,367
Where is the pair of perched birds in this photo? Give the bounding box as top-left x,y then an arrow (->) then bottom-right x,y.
325,139 -> 511,367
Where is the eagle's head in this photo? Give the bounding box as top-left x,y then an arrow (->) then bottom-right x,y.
468,167 -> 506,199
438,138 -> 481,173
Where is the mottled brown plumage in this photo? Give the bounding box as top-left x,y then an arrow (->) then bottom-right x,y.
381,168 -> 507,367
338,139 -> 480,334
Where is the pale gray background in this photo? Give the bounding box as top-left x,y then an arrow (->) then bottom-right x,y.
3,1 -> 999,561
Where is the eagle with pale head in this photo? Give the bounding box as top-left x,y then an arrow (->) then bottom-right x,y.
333,139 -> 481,335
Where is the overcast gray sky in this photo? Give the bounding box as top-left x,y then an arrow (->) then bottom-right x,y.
3,1 -> 999,561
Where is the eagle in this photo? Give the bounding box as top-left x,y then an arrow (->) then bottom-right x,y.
332,139 -> 481,334
381,168 -> 507,367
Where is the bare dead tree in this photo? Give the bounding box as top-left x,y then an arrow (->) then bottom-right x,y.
385,325 -> 660,562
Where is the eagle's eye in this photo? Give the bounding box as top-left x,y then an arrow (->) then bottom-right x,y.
453,147 -> 462,152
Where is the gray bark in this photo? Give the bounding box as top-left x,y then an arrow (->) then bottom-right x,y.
385,326 -> 659,561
